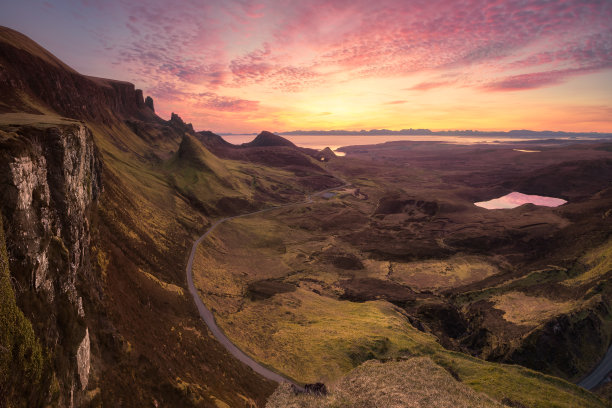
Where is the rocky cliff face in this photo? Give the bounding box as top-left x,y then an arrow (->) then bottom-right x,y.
0,27 -> 155,124
0,120 -> 101,405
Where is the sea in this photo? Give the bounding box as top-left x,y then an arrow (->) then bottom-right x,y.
220,134 -> 594,156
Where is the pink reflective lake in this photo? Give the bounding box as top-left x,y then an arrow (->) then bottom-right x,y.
475,192 -> 567,210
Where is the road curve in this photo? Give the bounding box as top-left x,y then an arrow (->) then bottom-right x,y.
578,344 -> 612,390
186,183 -> 347,386
188,183 -> 612,391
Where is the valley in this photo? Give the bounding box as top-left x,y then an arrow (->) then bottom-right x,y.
0,25 -> 611,408
189,138 -> 612,407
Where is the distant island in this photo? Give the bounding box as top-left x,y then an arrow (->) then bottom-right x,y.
279,129 -> 612,138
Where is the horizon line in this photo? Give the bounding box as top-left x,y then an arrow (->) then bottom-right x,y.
213,128 -> 612,137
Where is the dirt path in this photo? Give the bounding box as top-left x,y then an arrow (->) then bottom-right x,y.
186,183 -> 347,387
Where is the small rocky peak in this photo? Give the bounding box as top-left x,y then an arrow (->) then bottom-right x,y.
196,130 -> 232,147
317,147 -> 337,161
170,112 -> 183,124
145,96 -> 155,112
246,131 -> 296,147
169,112 -> 194,132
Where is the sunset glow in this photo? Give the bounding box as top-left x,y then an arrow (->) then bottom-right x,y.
1,0 -> 611,133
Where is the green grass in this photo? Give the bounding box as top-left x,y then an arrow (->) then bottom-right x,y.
267,357 -> 502,408
192,209 -> 608,407
0,212 -> 44,406
0,112 -> 78,127
455,266 -> 572,306
563,238 -> 612,287
220,287 -> 440,383
214,285 -> 607,407
435,351 -> 606,408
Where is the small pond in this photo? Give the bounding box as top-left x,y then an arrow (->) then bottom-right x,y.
475,192 -> 567,210
322,192 -> 337,199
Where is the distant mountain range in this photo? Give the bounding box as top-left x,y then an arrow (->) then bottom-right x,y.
277,129 -> 612,138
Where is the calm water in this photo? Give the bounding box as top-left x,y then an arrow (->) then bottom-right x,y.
475,192 -> 567,210
221,134 -> 555,156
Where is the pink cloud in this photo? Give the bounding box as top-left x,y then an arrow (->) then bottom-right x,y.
228,43 -> 320,91
229,44 -> 274,81
91,0 -> 612,92
299,0 -> 612,85
407,81 -> 453,91
73,0 -> 612,131
196,92 -> 260,112
484,67 -> 597,91
147,83 -> 258,112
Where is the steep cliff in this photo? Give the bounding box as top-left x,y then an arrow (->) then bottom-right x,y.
0,211 -> 44,407
0,27 -> 155,124
0,117 -> 101,405
0,26 -> 330,406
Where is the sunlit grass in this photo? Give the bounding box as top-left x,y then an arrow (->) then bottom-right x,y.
563,239 -> 612,287
490,291 -> 577,326
390,255 -> 499,292
192,206 -> 608,407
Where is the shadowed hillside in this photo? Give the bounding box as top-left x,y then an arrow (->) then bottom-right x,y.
0,26 -> 340,407
243,131 -> 297,148
1,24 -> 611,408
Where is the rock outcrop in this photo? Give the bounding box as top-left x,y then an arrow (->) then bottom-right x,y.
169,112 -> 194,133
1,121 -> 101,298
0,119 -> 100,403
267,357 -> 501,408
196,130 -> 234,149
76,328 -> 90,390
0,27 -> 155,123
145,95 -> 155,112
317,147 -> 337,161
243,131 -> 296,148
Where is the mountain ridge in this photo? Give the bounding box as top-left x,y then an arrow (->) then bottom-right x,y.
280,128 -> 612,138
0,24 -> 610,408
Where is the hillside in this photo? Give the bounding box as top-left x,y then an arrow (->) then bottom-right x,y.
0,26 -> 339,406
1,25 -> 611,408
194,130 -> 342,192
267,357 -> 503,408
243,131 -> 297,148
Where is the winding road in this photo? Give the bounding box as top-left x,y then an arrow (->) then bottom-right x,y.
578,344 -> 612,390
186,183 -> 347,387
186,181 -> 612,392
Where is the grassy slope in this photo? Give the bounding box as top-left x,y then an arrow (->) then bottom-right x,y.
85,119 -> 342,405
0,212 -> 45,407
192,199 -> 608,407
267,357 -> 503,408
0,25 -> 341,406
453,236 -> 612,381
563,238 -> 612,287
85,121 -> 288,406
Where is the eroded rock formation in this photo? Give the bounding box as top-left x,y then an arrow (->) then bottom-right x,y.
0,121 -> 100,404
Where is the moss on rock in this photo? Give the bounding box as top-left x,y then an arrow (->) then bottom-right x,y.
0,212 -> 44,406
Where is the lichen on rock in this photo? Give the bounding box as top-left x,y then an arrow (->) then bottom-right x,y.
0,121 -> 101,403
76,328 -> 90,390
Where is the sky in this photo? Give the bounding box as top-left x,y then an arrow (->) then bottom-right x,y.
1,0 -> 611,133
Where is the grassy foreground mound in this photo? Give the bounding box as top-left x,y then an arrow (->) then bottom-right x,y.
266,357 -> 501,408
